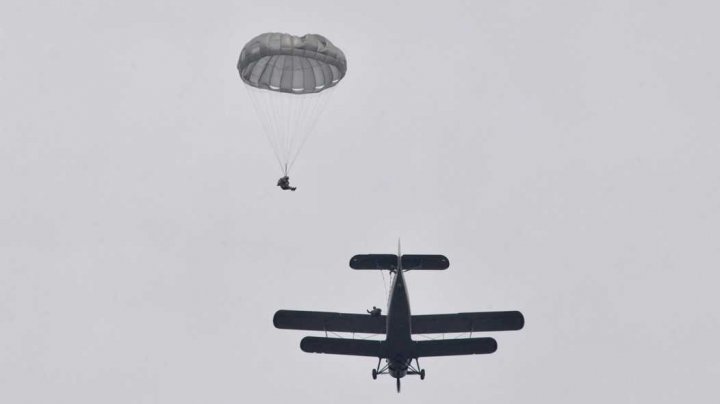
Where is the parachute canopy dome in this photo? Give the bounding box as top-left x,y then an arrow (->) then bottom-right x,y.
238,33 -> 347,94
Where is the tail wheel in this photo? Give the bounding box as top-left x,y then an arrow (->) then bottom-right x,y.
420,369 -> 425,380
372,369 -> 377,380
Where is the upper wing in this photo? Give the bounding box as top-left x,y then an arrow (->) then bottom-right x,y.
349,254 -> 398,270
301,337 -> 387,357
401,255 -> 449,270
273,310 -> 386,334
411,311 -> 524,334
412,337 -> 497,357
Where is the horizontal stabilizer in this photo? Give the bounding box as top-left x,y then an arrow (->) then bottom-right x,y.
301,337 -> 387,357
411,311 -> 524,334
274,310 -> 386,334
412,337 -> 497,357
350,254 -> 450,270
401,255 -> 449,270
349,254 -> 398,270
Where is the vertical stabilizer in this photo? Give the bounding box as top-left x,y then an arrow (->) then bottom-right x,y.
397,239 -> 402,271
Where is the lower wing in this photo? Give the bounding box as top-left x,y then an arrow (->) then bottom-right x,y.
300,337 -> 497,358
301,337 -> 387,357
412,338 -> 497,357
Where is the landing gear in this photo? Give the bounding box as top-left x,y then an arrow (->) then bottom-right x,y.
372,357 -> 424,391
372,358 -> 388,380
408,358 -> 425,380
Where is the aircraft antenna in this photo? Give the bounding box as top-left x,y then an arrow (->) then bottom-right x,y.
397,238 -> 402,273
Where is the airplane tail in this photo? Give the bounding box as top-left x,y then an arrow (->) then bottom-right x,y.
349,240 -> 449,271
349,254 -> 449,271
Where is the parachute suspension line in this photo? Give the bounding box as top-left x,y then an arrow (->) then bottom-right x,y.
287,88 -> 334,171
287,92 -> 304,167
273,90 -> 320,175
268,90 -> 290,172
265,90 -> 288,173
246,87 -> 284,173
274,92 -> 287,166
281,94 -> 290,165
265,89 -> 287,173
254,54 -> 286,173
290,90 -> 323,168
243,82 -> 335,175
286,91 -> 310,170
249,87 -> 292,175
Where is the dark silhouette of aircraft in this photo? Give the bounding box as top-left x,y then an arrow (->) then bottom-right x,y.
273,244 -> 524,392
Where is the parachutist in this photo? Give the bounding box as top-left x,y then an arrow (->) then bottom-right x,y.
367,306 -> 382,317
239,33 -> 346,184
277,176 -> 297,191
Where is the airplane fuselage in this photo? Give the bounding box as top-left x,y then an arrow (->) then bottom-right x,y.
385,267 -> 413,379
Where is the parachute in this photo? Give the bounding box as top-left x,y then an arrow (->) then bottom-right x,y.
238,32 -> 347,176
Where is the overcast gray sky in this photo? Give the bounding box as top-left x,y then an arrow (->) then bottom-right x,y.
1,1 -> 719,402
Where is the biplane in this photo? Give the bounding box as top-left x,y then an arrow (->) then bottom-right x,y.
273,245 -> 524,392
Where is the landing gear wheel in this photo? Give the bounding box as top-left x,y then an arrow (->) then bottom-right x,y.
372,369 -> 377,380
420,369 -> 425,380
396,377 -> 401,393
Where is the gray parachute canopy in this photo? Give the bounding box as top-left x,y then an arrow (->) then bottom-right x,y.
238,33 -> 347,94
